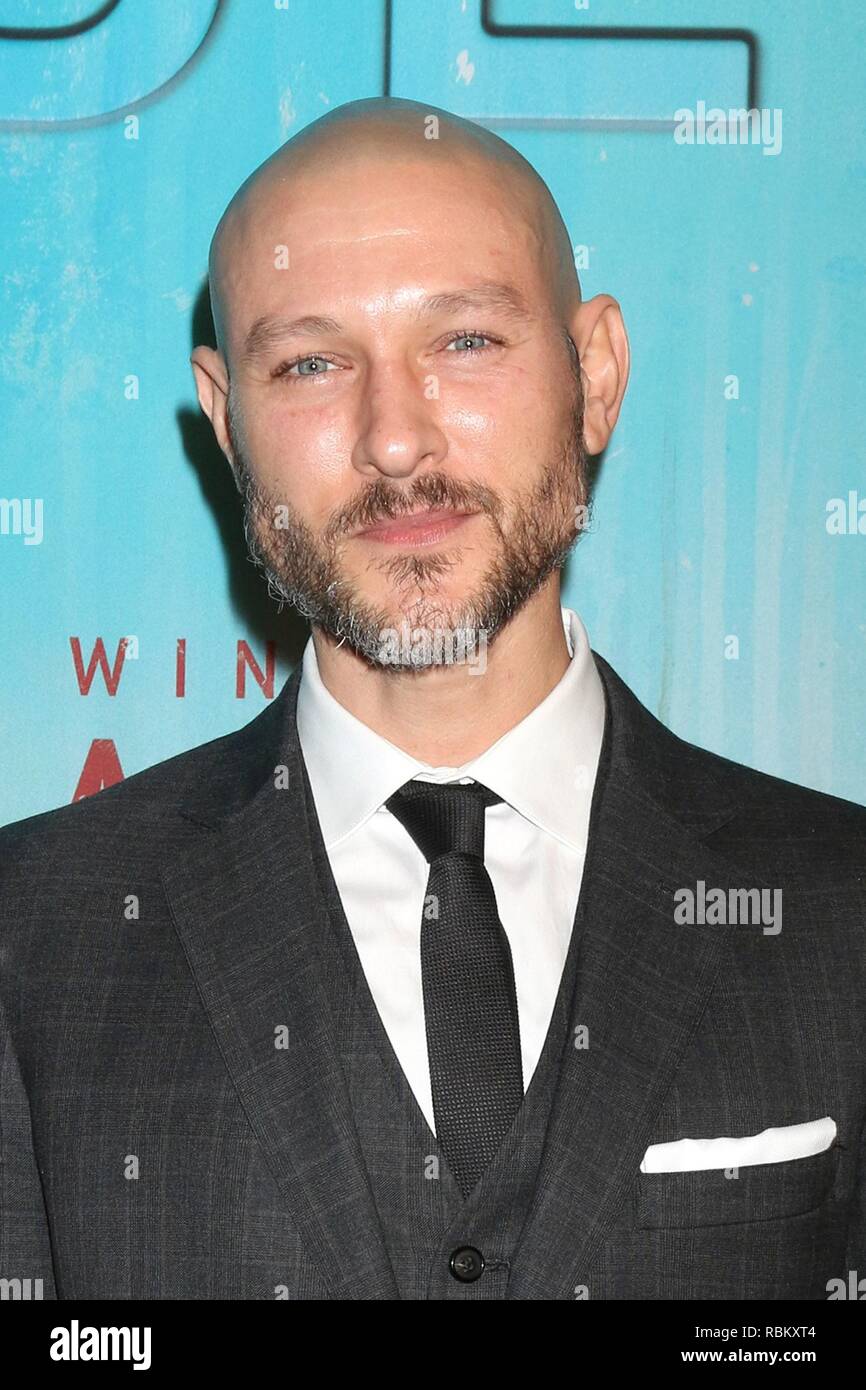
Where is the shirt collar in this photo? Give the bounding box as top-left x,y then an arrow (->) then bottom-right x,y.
296,607 -> 606,855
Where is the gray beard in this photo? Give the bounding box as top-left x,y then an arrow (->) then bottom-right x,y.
232,396 -> 589,672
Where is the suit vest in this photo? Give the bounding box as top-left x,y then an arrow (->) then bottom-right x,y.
301,758 -> 588,1300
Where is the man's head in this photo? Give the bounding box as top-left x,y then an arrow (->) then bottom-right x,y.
191,97 -> 629,670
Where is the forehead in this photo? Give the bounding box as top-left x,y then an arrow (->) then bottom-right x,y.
215,154 -> 551,348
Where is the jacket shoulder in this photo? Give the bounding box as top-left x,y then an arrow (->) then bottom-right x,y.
0,685 -> 290,857
686,735 -> 866,838
594,652 -> 866,865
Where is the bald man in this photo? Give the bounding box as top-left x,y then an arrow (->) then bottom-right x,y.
1,99 -> 864,1304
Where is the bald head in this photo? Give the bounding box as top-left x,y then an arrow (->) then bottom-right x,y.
207,97 -> 580,368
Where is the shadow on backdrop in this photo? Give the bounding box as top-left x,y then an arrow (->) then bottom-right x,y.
178,281 -> 310,669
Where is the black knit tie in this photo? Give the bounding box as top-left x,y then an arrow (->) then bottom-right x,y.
385,779 -> 524,1197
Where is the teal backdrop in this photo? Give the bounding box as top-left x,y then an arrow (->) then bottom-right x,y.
1,0 -> 864,824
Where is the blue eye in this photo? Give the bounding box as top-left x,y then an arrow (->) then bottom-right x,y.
277,355 -> 334,379
446,332 -> 493,353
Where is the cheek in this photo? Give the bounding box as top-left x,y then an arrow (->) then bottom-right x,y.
444,365 -> 563,448
248,404 -> 350,494
443,395 -> 561,485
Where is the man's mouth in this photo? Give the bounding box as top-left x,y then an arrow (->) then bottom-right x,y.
353,507 -> 479,547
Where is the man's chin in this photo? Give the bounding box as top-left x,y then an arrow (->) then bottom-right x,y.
310,586 -> 498,673
363,617 -> 492,674
342,570 -> 483,624
367,589 -> 487,634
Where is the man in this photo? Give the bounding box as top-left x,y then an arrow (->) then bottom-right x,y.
1,97 -> 863,1302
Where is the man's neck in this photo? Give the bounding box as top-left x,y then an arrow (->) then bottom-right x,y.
310,582 -> 572,766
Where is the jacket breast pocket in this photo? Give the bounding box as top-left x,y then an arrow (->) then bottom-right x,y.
634,1142 -> 842,1229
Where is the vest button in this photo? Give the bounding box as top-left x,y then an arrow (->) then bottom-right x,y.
449,1246 -> 485,1282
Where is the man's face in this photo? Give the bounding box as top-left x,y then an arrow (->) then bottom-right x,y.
221,153 -> 587,670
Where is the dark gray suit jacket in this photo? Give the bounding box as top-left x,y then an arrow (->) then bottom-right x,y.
1,653 -> 864,1299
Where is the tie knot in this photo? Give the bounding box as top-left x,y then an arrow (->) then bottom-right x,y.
385,779 -> 502,863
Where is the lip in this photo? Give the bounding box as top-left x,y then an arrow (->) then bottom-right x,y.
354,508 -> 478,547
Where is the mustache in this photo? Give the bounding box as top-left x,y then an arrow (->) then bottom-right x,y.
323,473 -> 502,542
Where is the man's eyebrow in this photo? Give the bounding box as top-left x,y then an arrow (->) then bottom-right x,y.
240,281 -> 532,362
241,313 -> 343,362
416,281 -> 532,324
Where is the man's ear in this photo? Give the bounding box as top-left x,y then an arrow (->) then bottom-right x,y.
190,345 -> 236,467
570,294 -> 630,456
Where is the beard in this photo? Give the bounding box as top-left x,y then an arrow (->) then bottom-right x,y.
229,368 -> 590,672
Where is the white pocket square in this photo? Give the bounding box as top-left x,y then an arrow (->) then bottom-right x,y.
640,1116 -> 837,1173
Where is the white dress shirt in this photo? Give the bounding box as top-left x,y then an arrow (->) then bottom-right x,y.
296,607 -> 606,1136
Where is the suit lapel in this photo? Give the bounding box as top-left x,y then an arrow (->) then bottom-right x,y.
161,666 -> 399,1301
508,654 -> 775,1299
159,644 -> 769,1303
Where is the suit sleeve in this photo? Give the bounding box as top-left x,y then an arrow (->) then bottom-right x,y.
0,992 -> 57,1300
843,1110 -> 866,1276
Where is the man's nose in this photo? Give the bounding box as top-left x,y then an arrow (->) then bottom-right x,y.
351,357 -> 447,479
